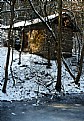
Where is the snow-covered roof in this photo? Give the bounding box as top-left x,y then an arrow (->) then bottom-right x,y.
0,13 -> 59,29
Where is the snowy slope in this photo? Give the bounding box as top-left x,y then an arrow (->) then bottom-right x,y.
0,47 -> 84,101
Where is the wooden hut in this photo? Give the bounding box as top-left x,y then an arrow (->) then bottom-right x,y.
0,12 -> 78,59
19,12 -> 78,59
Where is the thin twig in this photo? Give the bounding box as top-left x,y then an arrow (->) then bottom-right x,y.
62,56 -> 75,80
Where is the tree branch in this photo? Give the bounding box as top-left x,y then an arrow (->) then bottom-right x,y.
28,0 -> 57,42
62,56 -> 75,80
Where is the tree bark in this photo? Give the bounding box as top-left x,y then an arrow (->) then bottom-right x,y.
2,0 -> 16,93
55,0 -> 62,92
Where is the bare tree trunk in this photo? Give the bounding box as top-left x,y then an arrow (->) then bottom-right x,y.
55,0 -> 62,92
2,0 -> 16,93
46,40 -> 51,68
75,44 -> 84,85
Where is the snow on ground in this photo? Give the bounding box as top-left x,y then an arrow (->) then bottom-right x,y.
0,47 -> 84,101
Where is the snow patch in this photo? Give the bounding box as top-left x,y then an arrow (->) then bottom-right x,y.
0,47 -> 84,101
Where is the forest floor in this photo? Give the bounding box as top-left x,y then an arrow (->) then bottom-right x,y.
0,47 -> 84,101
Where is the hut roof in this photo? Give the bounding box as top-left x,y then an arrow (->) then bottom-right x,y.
0,11 -> 79,32
0,13 -> 60,29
